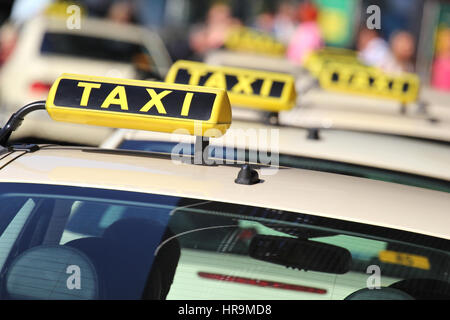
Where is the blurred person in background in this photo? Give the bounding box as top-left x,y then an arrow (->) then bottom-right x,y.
389,30 -> 415,73
107,0 -> 137,24
357,27 -> 405,73
9,0 -> 51,25
272,0 -> 297,45
255,10 -> 275,34
0,0 -> 50,67
431,28 -> 450,91
189,2 -> 241,59
0,22 -> 17,66
286,0 -> 322,65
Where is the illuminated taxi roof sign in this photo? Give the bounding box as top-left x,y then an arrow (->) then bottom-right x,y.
317,63 -> 420,104
165,60 -> 296,112
46,74 -> 231,137
225,27 -> 286,57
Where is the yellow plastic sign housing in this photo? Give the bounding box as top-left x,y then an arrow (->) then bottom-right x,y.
225,26 -> 286,57
166,60 -> 296,113
46,74 -> 232,137
317,63 -> 420,104
45,1 -> 87,17
303,48 -> 360,77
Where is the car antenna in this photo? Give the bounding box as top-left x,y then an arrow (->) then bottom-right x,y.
307,127 -> 321,140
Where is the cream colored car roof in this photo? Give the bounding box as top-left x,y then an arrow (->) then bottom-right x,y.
287,89 -> 450,142
0,146 -> 449,240
101,119 -> 450,180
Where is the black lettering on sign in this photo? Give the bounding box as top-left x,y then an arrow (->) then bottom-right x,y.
328,69 -> 412,95
172,68 -> 285,98
53,79 -> 216,120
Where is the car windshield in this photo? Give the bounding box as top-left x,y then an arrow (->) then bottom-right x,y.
0,183 -> 448,300
118,140 -> 450,193
40,32 -> 152,65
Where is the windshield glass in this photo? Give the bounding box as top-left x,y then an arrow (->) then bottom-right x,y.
0,183 -> 448,300
118,140 -> 450,193
40,32 -> 152,65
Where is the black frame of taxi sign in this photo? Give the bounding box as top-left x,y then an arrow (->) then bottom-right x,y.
166,60 -> 297,113
45,74 -> 232,138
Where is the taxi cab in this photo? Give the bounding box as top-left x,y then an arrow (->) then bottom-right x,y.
102,61 -> 450,190
204,48 -> 450,142
0,73 -> 449,300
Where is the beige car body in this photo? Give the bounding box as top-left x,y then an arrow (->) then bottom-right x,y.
0,142 -> 448,300
0,145 -> 449,240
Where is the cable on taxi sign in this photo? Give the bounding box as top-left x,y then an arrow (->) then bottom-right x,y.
166,60 -> 296,115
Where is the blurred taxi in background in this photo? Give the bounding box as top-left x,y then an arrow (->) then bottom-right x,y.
0,6 -> 171,145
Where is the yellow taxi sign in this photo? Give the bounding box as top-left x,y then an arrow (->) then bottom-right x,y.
317,62 -> 420,104
303,48 -> 360,77
225,26 -> 286,57
46,74 -> 232,137
379,250 -> 430,270
165,60 -> 296,112
314,47 -> 358,57
45,1 -> 87,17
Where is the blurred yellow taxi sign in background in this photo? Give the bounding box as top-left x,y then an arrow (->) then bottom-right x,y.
46,74 -> 232,137
225,26 -> 286,57
379,250 -> 431,270
317,62 -> 420,104
166,60 -> 296,112
44,1 -> 87,17
303,48 -> 361,77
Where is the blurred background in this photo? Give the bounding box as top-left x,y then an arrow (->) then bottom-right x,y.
0,0 -> 449,89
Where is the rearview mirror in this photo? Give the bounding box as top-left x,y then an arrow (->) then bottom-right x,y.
249,235 -> 352,274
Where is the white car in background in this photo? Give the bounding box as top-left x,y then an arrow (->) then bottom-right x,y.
0,15 -> 172,145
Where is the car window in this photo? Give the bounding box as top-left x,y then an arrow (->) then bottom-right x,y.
0,183 -> 448,300
118,140 -> 450,193
40,32 -> 154,66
